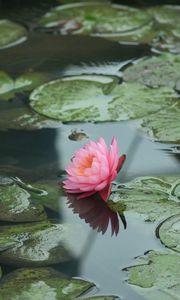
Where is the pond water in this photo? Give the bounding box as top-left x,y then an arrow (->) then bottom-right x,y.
0,0 -> 180,300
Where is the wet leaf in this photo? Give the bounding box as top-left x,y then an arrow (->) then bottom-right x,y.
0,19 -> 27,49
0,221 -> 85,266
142,102 -> 180,144
0,106 -> 60,130
110,177 -> 180,222
29,76 -> 177,122
157,214 -> 180,253
123,53 -> 180,92
108,82 -> 177,120
0,71 -> 49,100
124,251 -> 180,300
0,236 -> 18,252
30,180 -> 61,213
0,179 -> 47,222
39,3 -> 151,35
0,267 -> 94,300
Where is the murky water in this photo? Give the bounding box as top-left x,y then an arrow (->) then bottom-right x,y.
0,0 -> 180,299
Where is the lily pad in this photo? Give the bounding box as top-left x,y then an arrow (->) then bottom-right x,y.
157,214 -> 180,253
142,102 -> 180,144
110,176 -> 180,222
0,71 -> 49,100
39,3 -> 151,35
0,178 -> 47,222
0,19 -> 27,49
124,251 -> 180,300
0,236 -> 18,252
0,267 -> 94,300
123,53 -> 180,92
29,76 -> 177,122
0,220 -> 84,266
0,106 -> 60,130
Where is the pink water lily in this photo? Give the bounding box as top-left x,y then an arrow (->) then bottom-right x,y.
63,137 -> 126,202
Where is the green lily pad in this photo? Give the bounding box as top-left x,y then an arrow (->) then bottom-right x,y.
123,53 -> 180,92
142,102 -> 180,144
39,3 -> 151,35
0,236 -> 18,252
0,19 -> 27,49
108,82 -> 177,120
124,251 -> 180,300
0,220 -> 84,266
109,176 -> 180,222
29,76 -> 177,122
0,178 -> 47,222
32,181 -> 61,213
157,214 -> 180,253
0,71 -> 49,100
0,106 -> 60,130
0,267 -> 94,300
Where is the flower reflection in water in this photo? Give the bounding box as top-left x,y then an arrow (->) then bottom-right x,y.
67,193 -> 127,236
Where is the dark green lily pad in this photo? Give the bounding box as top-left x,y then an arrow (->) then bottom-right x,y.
110,176 -> 180,222
157,214 -> 180,253
0,220 -> 84,266
0,106 -> 60,130
39,3 -> 151,35
29,76 -> 177,122
0,236 -> 18,252
0,71 -> 49,100
123,53 -> 180,92
124,251 -> 180,300
0,179 -> 47,222
32,181 -> 61,213
0,19 -> 27,49
0,267 -> 94,300
142,102 -> 180,144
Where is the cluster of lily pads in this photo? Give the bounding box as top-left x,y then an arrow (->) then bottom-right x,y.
0,176 -> 123,299
0,52 -> 180,143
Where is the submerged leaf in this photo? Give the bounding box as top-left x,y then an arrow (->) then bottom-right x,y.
142,102 -> 180,144
110,176 -> 180,222
0,19 -> 27,49
157,214 -> 180,253
123,53 -> 180,92
0,221 -> 84,266
0,267 -> 94,300
124,251 -> 180,300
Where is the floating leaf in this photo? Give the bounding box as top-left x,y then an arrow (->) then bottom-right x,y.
0,19 -> 27,49
142,102 -> 180,144
108,82 -> 177,120
110,177 -> 180,222
0,178 -> 47,222
0,236 -> 18,252
0,221 -> 84,266
30,76 -> 177,122
124,251 -> 180,300
123,53 -> 180,92
0,267 -> 94,300
0,106 -> 60,130
157,214 -> 180,253
0,71 -> 49,100
39,3 -> 151,35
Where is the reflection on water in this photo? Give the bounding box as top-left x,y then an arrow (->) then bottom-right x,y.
67,192 -> 127,236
